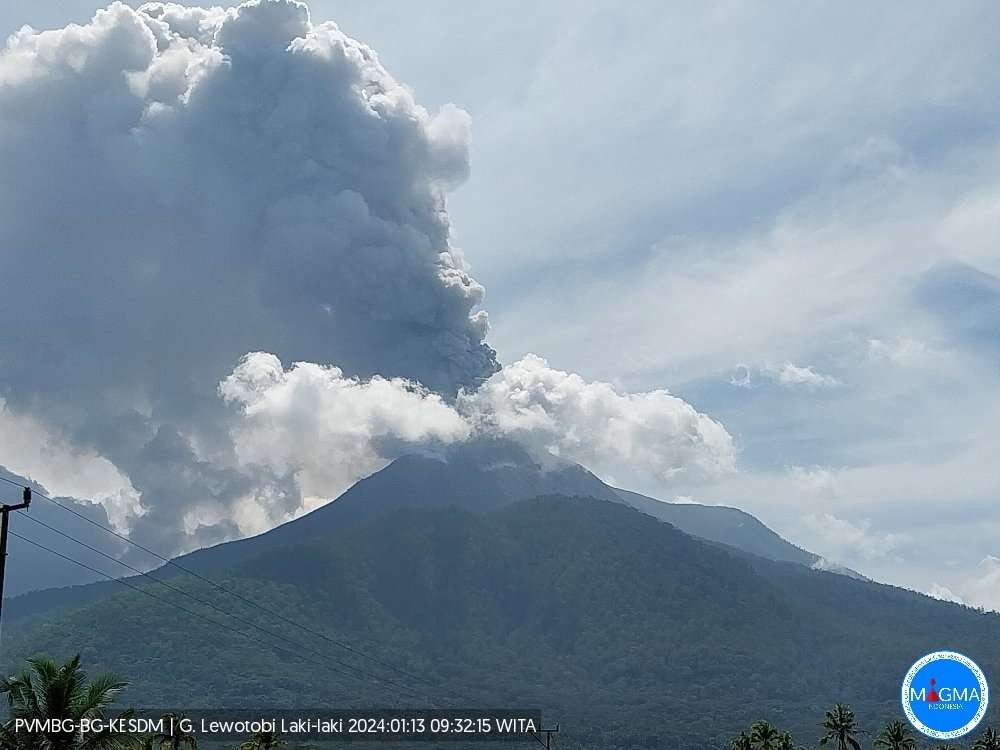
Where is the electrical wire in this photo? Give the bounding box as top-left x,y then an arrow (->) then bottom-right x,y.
0,474 -> 468,704
14,511 -> 437,704
6,528 -> 434,704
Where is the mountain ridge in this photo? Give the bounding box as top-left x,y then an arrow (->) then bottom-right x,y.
1,495 -> 996,749
3,441 -> 852,620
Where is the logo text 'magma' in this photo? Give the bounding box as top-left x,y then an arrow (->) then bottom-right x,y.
909,687 -> 981,702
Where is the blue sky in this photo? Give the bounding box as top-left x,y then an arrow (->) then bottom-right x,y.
0,1 -> 998,606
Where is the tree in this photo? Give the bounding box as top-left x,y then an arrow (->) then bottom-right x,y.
974,727 -> 1000,750
730,730 -> 753,750
776,731 -> 796,750
238,731 -> 285,750
874,720 -> 916,750
819,704 -> 862,750
0,654 -> 139,750
145,713 -> 197,750
750,721 -> 781,750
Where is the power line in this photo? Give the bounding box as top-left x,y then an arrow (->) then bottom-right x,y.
7,528 -> 431,704
0,474 -> 469,704
7,530 -> 345,679
13,511 -> 435,705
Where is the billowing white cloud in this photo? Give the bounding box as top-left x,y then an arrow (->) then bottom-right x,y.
217,352 -> 736,510
219,352 -> 470,504
460,354 -> 735,482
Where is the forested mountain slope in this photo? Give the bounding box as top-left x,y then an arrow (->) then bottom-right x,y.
2,497 -> 996,749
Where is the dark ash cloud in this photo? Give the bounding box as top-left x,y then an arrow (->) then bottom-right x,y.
0,0 -> 495,553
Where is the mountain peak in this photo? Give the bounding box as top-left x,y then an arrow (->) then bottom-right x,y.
4,438 -> 844,622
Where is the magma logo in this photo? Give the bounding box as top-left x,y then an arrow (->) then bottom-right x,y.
902,651 -> 989,740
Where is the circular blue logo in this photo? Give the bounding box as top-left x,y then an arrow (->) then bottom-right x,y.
901,651 -> 989,739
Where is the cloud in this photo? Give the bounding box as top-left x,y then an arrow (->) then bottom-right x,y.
769,363 -> 839,388
926,584 -> 966,606
218,352 -> 735,510
682,440 -> 1000,610
928,558 -> 1000,613
939,188 -> 1000,278
460,354 -> 735,482
435,1 -> 1000,293
0,398 -> 139,527
955,556 -> 1000,612
219,352 -> 470,507
801,512 -> 907,562
732,363 -> 839,389
787,465 -> 840,500
0,466 -> 129,596
0,0 -> 496,553
866,337 -> 939,365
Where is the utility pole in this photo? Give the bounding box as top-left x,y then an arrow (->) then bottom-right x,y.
531,724 -> 560,750
0,486 -> 31,631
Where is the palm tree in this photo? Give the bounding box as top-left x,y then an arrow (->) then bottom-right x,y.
145,713 -> 197,750
776,731 -> 796,750
238,730 -> 285,750
974,727 -> 1000,750
750,720 -> 781,750
874,720 -> 916,750
730,730 -> 753,750
0,654 -> 139,750
819,704 -> 862,750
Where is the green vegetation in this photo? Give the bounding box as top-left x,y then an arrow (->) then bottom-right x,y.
973,728 -> 1000,750
1,498 -> 999,748
874,720 -> 917,750
820,704 -> 862,750
0,654 -> 138,749
729,711 -> 997,750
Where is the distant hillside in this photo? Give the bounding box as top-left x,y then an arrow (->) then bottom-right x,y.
0,468 -> 123,596
613,487 -> 816,566
4,441 -> 855,621
2,497 -> 997,749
